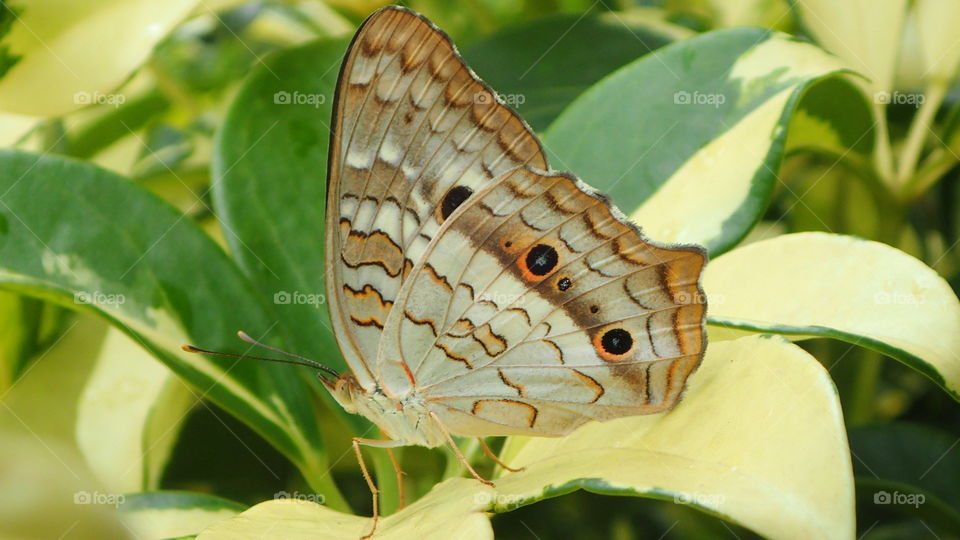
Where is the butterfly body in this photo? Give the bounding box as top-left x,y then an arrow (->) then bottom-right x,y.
326,374 -> 449,448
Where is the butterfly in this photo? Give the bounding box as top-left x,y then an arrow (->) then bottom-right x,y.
188,5 -> 706,537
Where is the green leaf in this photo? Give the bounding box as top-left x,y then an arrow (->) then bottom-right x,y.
543,27 -> 846,254
463,12 -> 690,132
0,149 -> 336,498
704,0 -> 792,29
129,123 -> 196,180
212,38 -> 369,435
0,290 -> 41,390
68,90 -> 172,160
704,232 -> 960,400
850,423 -> 960,532
119,491 -> 246,540
785,76 -> 875,161
0,2 -> 23,80
496,336 -> 853,539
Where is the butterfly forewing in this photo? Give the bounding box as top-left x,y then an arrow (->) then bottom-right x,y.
326,7 -> 547,389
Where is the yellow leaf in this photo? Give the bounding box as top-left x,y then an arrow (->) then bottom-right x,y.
796,0 -> 906,94
896,0 -> 960,88
0,316 -> 129,539
197,478 -> 494,539
704,232 -> 960,399
77,327 -> 194,492
708,0 -> 792,29
627,35 -> 844,251
0,0 -> 199,116
498,336 -> 853,539
118,492 -> 244,539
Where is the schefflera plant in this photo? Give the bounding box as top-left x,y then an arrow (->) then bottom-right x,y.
0,25 -> 958,540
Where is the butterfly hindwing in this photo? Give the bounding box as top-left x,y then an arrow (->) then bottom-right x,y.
379,168 -> 707,437
326,7 -> 547,388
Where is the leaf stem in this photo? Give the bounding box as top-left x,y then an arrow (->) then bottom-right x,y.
301,453 -> 351,512
904,145 -> 960,200
872,102 -> 897,188
847,349 -> 883,425
441,438 -> 481,480
897,80 -> 949,187
371,447 -> 401,514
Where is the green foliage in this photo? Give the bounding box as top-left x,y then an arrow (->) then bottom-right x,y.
1,1 -> 959,539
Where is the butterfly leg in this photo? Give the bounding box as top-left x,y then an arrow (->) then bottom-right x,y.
429,411 -> 494,486
477,437 -> 525,473
353,437 -> 405,539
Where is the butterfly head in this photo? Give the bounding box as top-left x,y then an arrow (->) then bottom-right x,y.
320,372 -> 363,414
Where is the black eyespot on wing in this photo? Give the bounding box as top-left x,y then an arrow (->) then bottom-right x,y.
557,277 -> 571,291
590,305 -> 599,314
441,185 -> 473,220
525,244 -> 558,276
601,329 -> 632,355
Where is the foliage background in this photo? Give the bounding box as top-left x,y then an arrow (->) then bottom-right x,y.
1,0 -> 959,539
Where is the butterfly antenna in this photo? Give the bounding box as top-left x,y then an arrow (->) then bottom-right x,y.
182,331 -> 340,380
